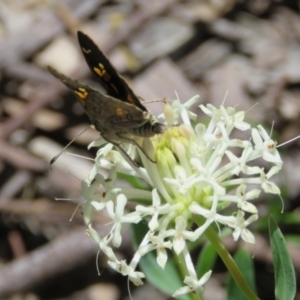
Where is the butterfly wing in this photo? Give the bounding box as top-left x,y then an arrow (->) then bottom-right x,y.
77,31 -> 147,112
48,66 -> 149,133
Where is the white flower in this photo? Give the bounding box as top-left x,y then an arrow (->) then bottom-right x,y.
136,189 -> 172,230
78,96 -> 282,295
219,184 -> 260,213
251,126 -> 282,166
137,233 -> 173,268
106,194 -> 141,247
173,270 -> 212,297
108,260 -> 145,286
231,211 -> 258,243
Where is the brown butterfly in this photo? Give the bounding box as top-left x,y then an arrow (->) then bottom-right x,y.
49,31 -> 166,166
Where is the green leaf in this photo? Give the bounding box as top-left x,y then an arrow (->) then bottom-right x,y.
195,243 -> 217,277
227,249 -> 256,300
269,217 -> 296,300
131,222 -> 190,300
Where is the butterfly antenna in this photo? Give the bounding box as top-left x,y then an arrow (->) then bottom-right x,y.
50,125 -> 92,169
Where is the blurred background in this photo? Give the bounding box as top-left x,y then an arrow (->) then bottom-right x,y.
0,0 -> 300,299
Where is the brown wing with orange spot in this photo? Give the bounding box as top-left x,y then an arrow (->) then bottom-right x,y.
77,31 -> 147,112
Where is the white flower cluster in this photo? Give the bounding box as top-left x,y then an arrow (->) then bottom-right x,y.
80,96 -> 282,297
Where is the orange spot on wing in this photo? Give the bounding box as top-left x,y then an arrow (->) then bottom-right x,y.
115,107 -> 126,117
94,65 -> 111,82
127,94 -> 135,105
75,88 -> 88,106
94,67 -> 104,77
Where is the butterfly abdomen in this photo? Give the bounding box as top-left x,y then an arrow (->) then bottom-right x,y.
132,117 -> 166,138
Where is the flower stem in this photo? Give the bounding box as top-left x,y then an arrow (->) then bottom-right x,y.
194,217 -> 259,300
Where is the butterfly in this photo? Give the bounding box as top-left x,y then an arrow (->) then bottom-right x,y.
48,31 -> 166,166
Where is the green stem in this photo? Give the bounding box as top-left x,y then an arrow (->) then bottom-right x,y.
195,217 -> 259,300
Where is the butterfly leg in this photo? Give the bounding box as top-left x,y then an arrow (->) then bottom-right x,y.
102,135 -> 140,168
116,133 -> 156,164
